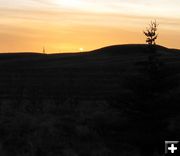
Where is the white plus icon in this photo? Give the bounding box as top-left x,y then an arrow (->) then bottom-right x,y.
168,144 -> 177,153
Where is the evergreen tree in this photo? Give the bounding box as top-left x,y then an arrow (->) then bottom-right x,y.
144,20 -> 158,45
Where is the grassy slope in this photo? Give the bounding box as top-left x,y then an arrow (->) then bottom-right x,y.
0,44 -> 180,156
0,44 -> 179,97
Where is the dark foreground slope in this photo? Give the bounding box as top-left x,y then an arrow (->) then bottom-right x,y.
0,44 -> 180,156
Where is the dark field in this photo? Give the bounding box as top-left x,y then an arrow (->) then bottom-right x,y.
0,44 -> 180,156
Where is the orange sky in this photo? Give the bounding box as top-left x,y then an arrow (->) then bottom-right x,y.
0,0 -> 180,53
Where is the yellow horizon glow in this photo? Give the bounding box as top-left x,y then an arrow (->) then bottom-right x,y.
0,0 -> 180,53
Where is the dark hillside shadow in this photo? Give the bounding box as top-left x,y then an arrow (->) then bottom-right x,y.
0,44 -> 180,156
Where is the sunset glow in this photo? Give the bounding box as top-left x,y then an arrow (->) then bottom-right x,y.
0,0 -> 180,53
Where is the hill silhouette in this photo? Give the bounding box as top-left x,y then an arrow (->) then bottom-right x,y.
0,44 -> 180,156
0,44 -> 179,69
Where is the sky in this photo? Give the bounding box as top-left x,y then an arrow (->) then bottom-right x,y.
0,0 -> 180,53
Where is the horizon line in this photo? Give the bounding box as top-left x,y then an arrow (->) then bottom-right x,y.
0,43 -> 178,54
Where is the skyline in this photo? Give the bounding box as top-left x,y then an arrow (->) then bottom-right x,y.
0,0 -> 180,53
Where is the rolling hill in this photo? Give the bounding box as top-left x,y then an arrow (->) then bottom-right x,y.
0,44 -> 180,98
0,44 -> 179,68
0,44 -> 180,156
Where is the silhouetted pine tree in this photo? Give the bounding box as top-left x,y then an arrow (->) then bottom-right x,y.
144,20 -> 158,45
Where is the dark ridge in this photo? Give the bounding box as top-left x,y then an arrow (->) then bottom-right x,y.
0,44 -> 178,68
91,44 -> 168,55
0,44 -> 177,58
92,44 -> 149,53
0,52 -> 44,61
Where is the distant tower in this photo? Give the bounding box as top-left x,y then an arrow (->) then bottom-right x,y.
42,46 -> 46,54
